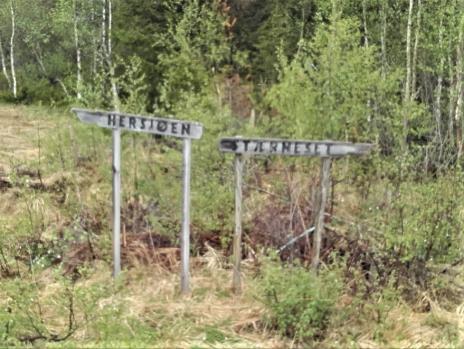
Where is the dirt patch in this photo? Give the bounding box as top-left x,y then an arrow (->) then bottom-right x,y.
0,105 -> 53,174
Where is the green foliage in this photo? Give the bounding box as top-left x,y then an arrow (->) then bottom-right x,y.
257,256 -> 342,343
116,56 -> 148,114
0,268 -> 158,345
249,0 -> 315,81
365,171 -> 464,265
154,0 -> 230,109
266,14 -> 401,142
203,326 -> 226,344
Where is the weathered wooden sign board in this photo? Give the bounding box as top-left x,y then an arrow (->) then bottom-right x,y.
219,138 -> 371,157
72,108 -> 203,295
74,109 -> 203,139
219,136 -> 373,294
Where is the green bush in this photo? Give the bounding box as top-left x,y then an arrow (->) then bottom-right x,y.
366,171 -> 464,266
257,257 -> 342,343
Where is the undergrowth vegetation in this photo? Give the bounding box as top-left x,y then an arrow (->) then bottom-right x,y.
257,256 -> 342,343
1,0 -> 464,347
1,103 -> 463,347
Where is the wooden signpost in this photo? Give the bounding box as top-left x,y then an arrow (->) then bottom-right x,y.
219,137 -> 372,293
72,108 -> 203,295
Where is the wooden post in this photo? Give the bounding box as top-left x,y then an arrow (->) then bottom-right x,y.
311,157 -> 331,270
181,138 -> 192,295
232,154 -> 243,294
112,127 -> 121,277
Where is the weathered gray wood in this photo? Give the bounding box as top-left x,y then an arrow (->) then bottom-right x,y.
311,158 -> 331,270
232,154 -> 244,294
278,226 -> 315,253
112,128 -> 121,277
72,108 -> 203,140
219,137 -> 372,157
180,139 -> 192,295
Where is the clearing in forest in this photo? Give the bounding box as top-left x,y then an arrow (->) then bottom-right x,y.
0,104 -> 462,348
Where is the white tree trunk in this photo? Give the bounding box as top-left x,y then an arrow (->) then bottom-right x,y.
434,18 -> 444,153
9,0 -> 17,98
404,0 -> 414,103
402,0 -> 414,149
101,0 -> 106,57
90,0 -> 97,76
73,0 -> 82,100
449,53 -> 456,143
107,0 -> 119,109
362,0 -> 369,48
380,1 -> 387,78
108,0 -> 112,58
455,16 -> 464,159
0,35 -> 11,89
411,0 -> 421,99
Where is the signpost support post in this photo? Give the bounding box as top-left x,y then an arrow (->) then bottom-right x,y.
311,157 -> 331,271
112,128 -> 121,277
232,154 -> 243,294
181,139 -> 192,295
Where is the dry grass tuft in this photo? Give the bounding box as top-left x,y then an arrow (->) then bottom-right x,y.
69,260 -> 288,347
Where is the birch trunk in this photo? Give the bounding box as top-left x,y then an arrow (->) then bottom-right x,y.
380,0 -> 387,78
0,36 -> 11,89
449,53 -> 456,144
101,0 -> 107,60
404,0 -> 414,103
362,0 -> 372,125
108,0 -> 112,59
9,0 -> 17,98
73,0 -> 82,100
411,0 -> 422,99
107,0 -> 119,109
402,0 -> 414,149
362,0 -> 369,48
434,18 -> 444,155
91,1 -> 97,76
455,16 -> 464,159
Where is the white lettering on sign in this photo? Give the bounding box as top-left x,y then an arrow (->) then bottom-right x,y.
72,108 -> 203,140
219,138 -> 372,157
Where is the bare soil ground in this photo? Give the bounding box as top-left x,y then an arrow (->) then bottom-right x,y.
0,105 -> 45,173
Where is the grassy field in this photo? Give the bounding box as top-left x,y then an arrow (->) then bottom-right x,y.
0,104 -> 463,348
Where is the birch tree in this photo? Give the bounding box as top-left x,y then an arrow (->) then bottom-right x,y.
0,35 -> 11,89
108,0 -> 119,109
9,0 -> 16,98
434,16 -> 445,153
454,15 -> 464,158
411,0 -> 422,99
404,0 -> 414,103
380,0 -> 387,78
73,0 -> 82,100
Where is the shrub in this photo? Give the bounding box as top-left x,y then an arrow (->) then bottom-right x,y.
257,257 -> 342,343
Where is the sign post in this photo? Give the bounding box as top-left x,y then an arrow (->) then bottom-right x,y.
219,137 -> 372,292
232,154 -> 244,293
112,127 -> 121,276
181,139 -> 192,294
72,108 -> 203,293
311,157 -> 331,270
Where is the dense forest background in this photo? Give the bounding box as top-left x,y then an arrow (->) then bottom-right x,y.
1,0 -> 464,347
1,0 -> 463,160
